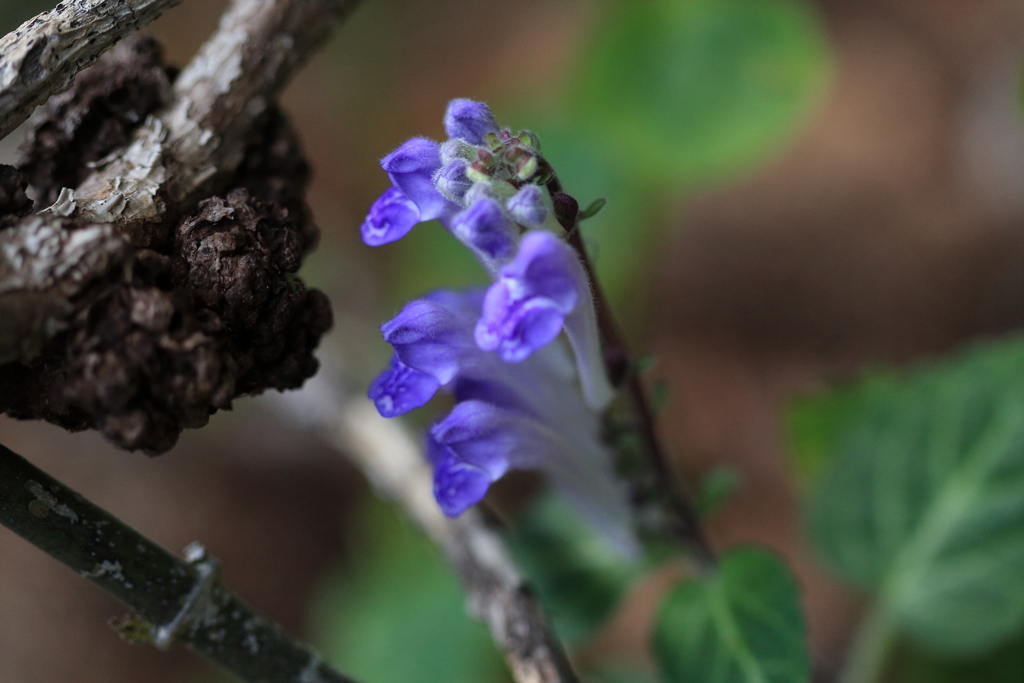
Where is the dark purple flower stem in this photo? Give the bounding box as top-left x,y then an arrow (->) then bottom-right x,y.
546,174 -> 717,571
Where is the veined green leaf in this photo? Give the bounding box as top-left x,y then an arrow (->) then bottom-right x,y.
802,337 -> 1024,655
653,547 -> 809,683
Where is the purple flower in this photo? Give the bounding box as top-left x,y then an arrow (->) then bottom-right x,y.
363,99 -> 629,548
434,160 -> 473,202
381,294 -> 480,383
449,197 -> 518,267
361,100 -> 533,269
368,289 -> 633,551
427,433 -> 493,517
430,399 -> 636,553
381,138 -> 453,221
506,185 -> 548,229
476,231 -> 614,409
444,99 -> 499,145
475,231 -> 579,361
360,187 -> 420,246
367,353 -> 441,417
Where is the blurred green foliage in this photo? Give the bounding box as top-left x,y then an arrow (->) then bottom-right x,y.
652,547 -> 810,683
887,631 -> 1024,683
593,666 -> 661,683
787,375 -> 881,485
529,123 -> 656,312
310,498 -> 505,683
386,0 -> 831,316
695,466 -> 742,519
793,337 -> 1024,657
573,0 -> 830,187
507,494 -> 645,644
389,221 -> 490,308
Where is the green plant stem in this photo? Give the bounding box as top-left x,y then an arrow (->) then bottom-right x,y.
547,177 -> 716,571
839,602 -> 896,683
0,442 -> 358,683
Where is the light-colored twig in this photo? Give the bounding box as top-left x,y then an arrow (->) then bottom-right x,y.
0,0 -> 183,141
73,0 -> 360,245
278,367 -> 583,683
0,0 -> 360,366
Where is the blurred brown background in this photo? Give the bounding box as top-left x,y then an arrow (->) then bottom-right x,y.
0,0 -> 1022,681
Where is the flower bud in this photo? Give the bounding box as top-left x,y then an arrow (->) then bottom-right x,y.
381,138 -> 449,221
450,197 -> 518,263
433,160 -> 472,202
444,99 -> 499,145
505,185 -> 548,229
440,138 -> 476,165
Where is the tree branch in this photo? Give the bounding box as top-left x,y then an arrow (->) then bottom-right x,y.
0,442 -> 359,683
0,0 -> 360,367
74,0 -> 362,246
0,216 -> 129,364
278,369 -> 583,683
0,0 -> 183,141
550,187 -> 717,571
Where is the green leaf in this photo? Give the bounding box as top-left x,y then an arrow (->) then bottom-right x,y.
580,197 -> 608,220
786,376 -> 878,484
696,466 -> 742,519
310,498 -> 504,683
508,494 -> 644,644
653,547 -> 809,683
802,337 -> 1024,655
574,0 -> 830,185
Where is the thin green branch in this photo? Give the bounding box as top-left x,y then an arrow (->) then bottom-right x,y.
0,442 -> 358,683
545,176 -> 717,570
839,602 -> 896,683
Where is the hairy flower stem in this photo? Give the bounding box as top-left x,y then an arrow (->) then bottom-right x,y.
0,442 -> 357,683
547,176 -> 716,569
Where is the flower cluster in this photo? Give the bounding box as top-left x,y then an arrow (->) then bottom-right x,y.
362,99 -> 633,551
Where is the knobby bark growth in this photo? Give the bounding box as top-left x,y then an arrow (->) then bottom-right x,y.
0,22 -> 336,453
0,2 -> 590,683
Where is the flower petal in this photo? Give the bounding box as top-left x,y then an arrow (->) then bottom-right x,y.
368,353 -> 442,417
381,296 -> 480,384
433,160 -> 473,202
428,435 -> 494,517
449,197 -> 518,264
381,138 -> 451,220
360,187 -> 421,246
475,231 -> 579,361
506,185 -> 548,229
430,399 -> 637,552
444,99 -> 499,145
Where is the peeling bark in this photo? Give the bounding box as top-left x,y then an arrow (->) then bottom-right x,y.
74,0 -> 360,247
0,0 -> 358,370
0,0 -> 182,141
0,0 -> 359,451
0,216 -> 129,366
18,35 -> 174,207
